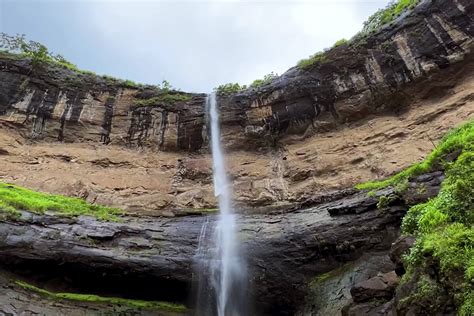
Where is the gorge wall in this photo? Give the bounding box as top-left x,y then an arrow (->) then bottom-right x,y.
0,0 -> 472,152
0,0 -> 473,216
0,0 -> 473,315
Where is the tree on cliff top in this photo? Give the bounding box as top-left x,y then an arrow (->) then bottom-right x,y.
0,32 -> 77,69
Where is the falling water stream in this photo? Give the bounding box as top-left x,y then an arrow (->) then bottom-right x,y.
195,93 -> 246,316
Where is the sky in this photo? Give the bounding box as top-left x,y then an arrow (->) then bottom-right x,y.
0,0 -> 391,92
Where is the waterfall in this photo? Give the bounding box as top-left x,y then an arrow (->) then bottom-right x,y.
195,93 -> 247,316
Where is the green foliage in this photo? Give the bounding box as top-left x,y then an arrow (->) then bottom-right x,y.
297,51 -> 328,70
250,72 -> 278,88
357,120 -> 474,191
398,275 -> 444,311
391,120 -> 474,313
460,291 -> 474,316
0,182 -> 123,221
158,80 -> 173,91
15,281 -> 186,312
333,38 -> 348,48
377,194 -> 396,209
0,33 -> 145,88
0,32 -> 78,69
133,92 -> 191,108
361,0 -> 420,35
215,83 -> 247,95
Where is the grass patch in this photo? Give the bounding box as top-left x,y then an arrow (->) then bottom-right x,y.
15,281 -> 186,312
297,51 -> 328,70
297,0 -> 421,69
0,182 -> 123,221
356,120 -> 474,191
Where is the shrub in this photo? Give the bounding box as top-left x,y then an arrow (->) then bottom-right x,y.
333,38 -> 348,48
215,82 -> 246,95
297,51 -> 328,70
361,0 -> 420,35
356,120 -> 474,191
250,72 -> 278,88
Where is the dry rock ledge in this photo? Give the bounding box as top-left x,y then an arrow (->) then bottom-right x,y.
0,172 -> 443,315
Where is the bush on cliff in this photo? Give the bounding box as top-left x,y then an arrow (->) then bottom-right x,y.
360,0 -> 420,35
358,120 -> 474,314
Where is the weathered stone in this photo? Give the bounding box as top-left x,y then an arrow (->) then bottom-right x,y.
390,235 -> 416,275
350,271 -> 400,303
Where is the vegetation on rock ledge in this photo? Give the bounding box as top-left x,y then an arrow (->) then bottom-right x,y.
357,120 -> 474,314
16,281 -> 187,312
0,182 -> 123,221
0,33 -> 145,89
360,0 -> 420,35
297,0 -> 420,70
215,72 -> 278,95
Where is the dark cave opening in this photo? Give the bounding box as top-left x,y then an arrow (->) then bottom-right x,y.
0,259 -> 191,305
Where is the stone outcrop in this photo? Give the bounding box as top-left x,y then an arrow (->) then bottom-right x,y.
0,172 -> 444,315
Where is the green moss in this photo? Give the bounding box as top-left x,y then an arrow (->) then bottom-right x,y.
297,51 -> 328,70
15,281 -> 186,312
0,182 -> 123,221
460,290 -> 474,316
309,261 -> 355,287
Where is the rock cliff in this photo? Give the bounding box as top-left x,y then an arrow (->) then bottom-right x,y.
0,0 -> 473,315
0,0 -> 473,214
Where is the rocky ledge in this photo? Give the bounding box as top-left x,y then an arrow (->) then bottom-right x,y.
0,171 -> 443,315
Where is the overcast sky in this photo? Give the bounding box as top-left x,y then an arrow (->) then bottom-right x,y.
0,0 -> 390,92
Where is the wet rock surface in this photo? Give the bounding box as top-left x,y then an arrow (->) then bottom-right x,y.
0,172 -> 443,315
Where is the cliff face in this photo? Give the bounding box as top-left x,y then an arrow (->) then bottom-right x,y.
0,59 -> 207,151
0,0 -> 472,153
217,0 -> 473,148
0,0 -> 473,315
0,0 -> 473,215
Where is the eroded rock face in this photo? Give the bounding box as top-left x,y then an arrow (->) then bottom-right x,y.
216,0 -> 474,148
0,172 -> 444,315
0,59 -> 207,151
0,0 -> 472,153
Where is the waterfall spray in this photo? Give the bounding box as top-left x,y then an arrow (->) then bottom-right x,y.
195,93 -> 247,316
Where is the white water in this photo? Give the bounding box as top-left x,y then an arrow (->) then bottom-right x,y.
201,92 -> 245,316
